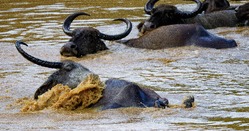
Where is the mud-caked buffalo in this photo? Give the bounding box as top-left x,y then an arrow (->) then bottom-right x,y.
139,0 -> 248,33
15,41 -> 194,110
60,12 -> 132,57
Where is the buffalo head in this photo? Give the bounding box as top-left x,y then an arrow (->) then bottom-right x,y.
60,12 -> 132,57
235,3 -> 249,25
138,0 -> 202,33
201,0 -> 230,14
16,41 -> 92,99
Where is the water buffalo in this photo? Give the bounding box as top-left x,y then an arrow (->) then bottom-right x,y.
121,24 -> 237,49
201,0 -> 240,14
60,12 -> 132,57
201,0 -> 229,13
15,41 -> 194,110
139,0 -> 248,33
139,0 -> 202,33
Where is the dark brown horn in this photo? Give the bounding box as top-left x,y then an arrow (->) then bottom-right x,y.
144,0 -> 159,15
175,0 -> 202,18
15,41 -> 63,69
62,12 -> 90,36
98,18 -> 132,40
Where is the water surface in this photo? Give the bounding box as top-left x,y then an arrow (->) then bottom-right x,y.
0,0 -> 249,130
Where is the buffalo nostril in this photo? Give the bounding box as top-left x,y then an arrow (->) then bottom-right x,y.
60,47 -> 65,54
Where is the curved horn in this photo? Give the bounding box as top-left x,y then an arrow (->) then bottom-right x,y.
62,12 -> 90,36
98,18 -> 132,40
175,0 -> 202,18
144,0 -> 159,15
15,41 -> 63,69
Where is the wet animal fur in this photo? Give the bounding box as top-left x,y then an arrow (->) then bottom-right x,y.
60,27 -> 108,57
124,24 -> 237,49
60,12 -> 132,57
139,2 -> 248,33
93,79 -> 169,110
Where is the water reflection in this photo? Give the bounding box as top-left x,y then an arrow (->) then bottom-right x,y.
0,0 -> 249,130
0,0 -> 147,44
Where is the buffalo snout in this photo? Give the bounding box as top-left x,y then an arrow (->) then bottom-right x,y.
60,42 -> 79,57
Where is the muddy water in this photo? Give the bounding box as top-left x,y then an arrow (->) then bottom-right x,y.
0,0 -> 249,130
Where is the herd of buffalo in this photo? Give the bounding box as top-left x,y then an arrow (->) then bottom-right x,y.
16,0 -> 248,111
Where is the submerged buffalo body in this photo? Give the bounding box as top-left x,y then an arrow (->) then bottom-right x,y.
123,24 -> 237,49
93,78 -> 170,110
60,12 -> 132,57
15,41 -> 194,110
139,0 -> 248,33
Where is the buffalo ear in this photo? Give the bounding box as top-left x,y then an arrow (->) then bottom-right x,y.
63,63 -> 75,71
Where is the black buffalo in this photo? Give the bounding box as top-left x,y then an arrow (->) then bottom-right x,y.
15,41 -> 194,110
139,0 -> 248,33
60,12 -> 132,57
121,24 -> 237,49
201,0 -> 230,13
139,0 -> 202,33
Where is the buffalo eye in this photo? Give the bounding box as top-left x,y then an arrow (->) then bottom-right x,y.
151,8 -> 156,14
152,11 -> 161,17
150,24 -> 156,29
70,44 -> 77,49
